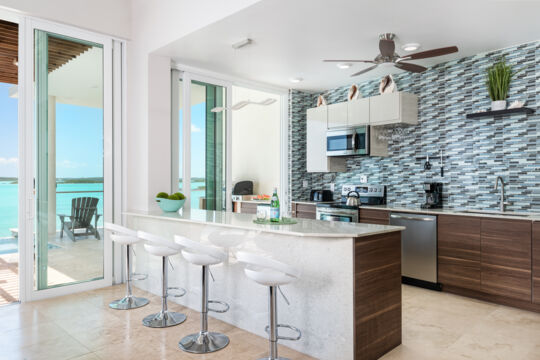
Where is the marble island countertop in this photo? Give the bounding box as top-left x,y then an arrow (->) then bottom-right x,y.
124,209 -> 404,238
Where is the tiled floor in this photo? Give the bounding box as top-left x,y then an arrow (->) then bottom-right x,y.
1,284 -> 540,359
0,232 -> 103,306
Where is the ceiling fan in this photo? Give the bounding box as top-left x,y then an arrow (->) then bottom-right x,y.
211,98 -> 276,113
324,33 -> 458,77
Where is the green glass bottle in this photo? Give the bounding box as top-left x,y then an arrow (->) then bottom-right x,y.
270,187 -> 280,222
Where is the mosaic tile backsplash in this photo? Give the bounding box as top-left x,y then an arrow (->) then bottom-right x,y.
288,41 -> 540,211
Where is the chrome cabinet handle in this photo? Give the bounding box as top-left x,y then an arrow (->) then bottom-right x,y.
351,131 -> 356,150
390,214 -> 435,222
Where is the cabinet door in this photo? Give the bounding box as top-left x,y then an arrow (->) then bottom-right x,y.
327,102 -> 348,128
295,203 -> 317,219
533,222 -> 540,304
369,93 -> 400,125
438,215 -> 481,291
347,98 -> 369,126
481,219 -> 531,301
306,107 -> 328,172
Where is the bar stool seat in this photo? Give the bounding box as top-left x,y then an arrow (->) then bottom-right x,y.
236,251 -> 302,360
175,235 -> 230,354
138,231 -> 187,328
105,223 -> 149,310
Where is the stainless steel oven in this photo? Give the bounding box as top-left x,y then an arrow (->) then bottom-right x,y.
326,126 -> 369,157
316,204 -> 359,223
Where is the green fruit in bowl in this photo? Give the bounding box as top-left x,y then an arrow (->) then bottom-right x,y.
155,191 -> 186,212
156,192 -> 169,199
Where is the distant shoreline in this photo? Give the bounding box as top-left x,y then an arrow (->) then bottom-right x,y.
0,177 -> 104,184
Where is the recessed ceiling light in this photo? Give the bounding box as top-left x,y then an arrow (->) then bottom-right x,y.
289,77 -> 303,83
401,43 -> 420,52
337,63 -> 352,69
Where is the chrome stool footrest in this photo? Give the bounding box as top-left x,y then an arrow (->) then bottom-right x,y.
168,286 -> 187,297
208,300 -> 229,313
131,272 -> 148,281
265,324 -> 302,341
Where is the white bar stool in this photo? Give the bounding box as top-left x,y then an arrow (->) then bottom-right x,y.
105,223 -> 149,310
174,235 -> 230,354
137,230 -> 187,328
236,251 -> 302,360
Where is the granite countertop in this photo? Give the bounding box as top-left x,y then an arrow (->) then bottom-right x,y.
292,200 -> 540,221
124,209 -> 405,238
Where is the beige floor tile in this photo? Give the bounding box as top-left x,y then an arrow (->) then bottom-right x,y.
2,335 -> 91,360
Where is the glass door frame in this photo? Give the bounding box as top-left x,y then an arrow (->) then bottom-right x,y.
172,71 -> 233,211
20,17 -> 115,301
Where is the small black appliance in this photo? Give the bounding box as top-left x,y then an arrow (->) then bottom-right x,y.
233,181 -> 253,195
310,189 -> 334,202
421,182 -> 443,209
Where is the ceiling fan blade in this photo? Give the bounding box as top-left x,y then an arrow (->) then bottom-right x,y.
323,59 -> 375,63
379,39 -> 395,57
211,106 -> 225,113
258,98 -> 277,106
231,101 -> 249,110
351,64 -> 378,77
395,62 -> 427,73
404,46 -> 458,60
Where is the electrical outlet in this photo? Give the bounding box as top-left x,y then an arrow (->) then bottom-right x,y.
302,180 -> 308,188
330,183 -> 335,192
360,175 -> 368,183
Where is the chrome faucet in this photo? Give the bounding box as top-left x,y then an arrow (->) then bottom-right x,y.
494,176 -> 506,212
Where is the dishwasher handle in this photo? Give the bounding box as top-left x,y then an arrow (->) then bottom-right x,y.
390,214 -> 436,222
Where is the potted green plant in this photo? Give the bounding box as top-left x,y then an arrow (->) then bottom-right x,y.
486,58 -> 517,111
156,191 -> 186,212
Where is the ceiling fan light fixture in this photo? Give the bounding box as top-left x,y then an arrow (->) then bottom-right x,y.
289,77 -> 303,83
337,63 -> 352,69
401,43 -> 420,52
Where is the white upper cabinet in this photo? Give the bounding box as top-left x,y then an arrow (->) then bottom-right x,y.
369,92 -> 418,125
306,106 -> 346,172
347,98 -> 370,126
327,102 -> 348,128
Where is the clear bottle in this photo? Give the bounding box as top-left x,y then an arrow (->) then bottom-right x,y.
270,187 -> 280,222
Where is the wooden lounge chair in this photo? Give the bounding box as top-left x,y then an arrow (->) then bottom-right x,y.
58,197 -> 101,241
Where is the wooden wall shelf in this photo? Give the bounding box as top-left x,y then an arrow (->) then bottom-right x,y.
466,107 -> 534,119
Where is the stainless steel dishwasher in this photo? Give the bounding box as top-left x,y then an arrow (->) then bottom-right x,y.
389,212 -> 440,289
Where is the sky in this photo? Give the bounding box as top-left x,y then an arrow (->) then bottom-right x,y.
0,82 -> 104,179
180,102 -> 206,180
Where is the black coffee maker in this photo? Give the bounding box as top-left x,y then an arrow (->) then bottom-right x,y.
421,182 -> 443,209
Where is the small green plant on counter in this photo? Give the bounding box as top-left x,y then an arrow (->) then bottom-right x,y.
486,58 -> 518,101
156,191 -> 185,200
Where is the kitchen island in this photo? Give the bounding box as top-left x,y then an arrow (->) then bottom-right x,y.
125,209 -> 404,360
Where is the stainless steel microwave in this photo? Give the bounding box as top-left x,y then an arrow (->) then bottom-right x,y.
326,126 -> 369,156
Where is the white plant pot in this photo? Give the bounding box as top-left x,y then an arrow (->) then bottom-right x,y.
491,100 -> 507,111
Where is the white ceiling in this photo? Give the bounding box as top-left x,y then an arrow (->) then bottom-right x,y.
160,0 -> 540,92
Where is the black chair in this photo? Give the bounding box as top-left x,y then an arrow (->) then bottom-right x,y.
58,197 -> 101,241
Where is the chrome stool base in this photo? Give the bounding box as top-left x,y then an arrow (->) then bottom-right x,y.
109,296 -> 149,310
142,311 -> 186,328
257,357 -> 290,360
179,331 -> 230,354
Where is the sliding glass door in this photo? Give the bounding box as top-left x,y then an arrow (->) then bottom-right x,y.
30,25 -> 113,294
173,72 -> 227,211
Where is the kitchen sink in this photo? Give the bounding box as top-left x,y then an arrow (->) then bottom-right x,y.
462,209 -> 532,217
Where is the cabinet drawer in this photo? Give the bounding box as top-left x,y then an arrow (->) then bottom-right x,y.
438,215 -> 481,262
296,203 -> 317,214
481,219 -> 531,270
296,211 -> 316,220
240,202 -> 258,214
439,257 -> 480,291
481,264 -> 531,301
359,209 -> 389,225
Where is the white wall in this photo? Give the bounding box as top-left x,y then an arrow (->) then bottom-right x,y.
231,86 -> 280,195
0,0 -> 131,38
127,0 -> 262,211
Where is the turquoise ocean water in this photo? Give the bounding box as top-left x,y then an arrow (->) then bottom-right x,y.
0,181 -> 104,238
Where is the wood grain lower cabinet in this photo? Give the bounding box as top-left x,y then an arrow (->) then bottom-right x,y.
291,202 -> 317,220
438,215 -> 481,291
359,208 -> 389,225
480,218 -> 532,301
533,222 -> 540,304
238,202 -> 257,214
